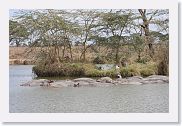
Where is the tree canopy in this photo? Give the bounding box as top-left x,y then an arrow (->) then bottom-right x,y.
9,9 -> 169,64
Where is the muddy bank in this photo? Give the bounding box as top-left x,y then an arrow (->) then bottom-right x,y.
20,75 -> 169,88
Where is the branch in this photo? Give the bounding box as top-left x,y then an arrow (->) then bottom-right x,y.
149,10 -> 158,21
138,9 -> 144,16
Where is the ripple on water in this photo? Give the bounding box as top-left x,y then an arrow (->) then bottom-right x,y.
9,65 -> 169,113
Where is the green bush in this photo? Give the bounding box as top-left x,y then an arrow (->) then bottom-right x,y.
136,55 -> 152,64
141,62 -> 158,77
84,69 -> 104,77
84,66 -> 116,77
120,66 -> 140,77
136,58 -> 147,64
119,62 -> 158,77
33,62 -> 159,78
105,69 -> 116,77
140,68 -> 155,77
153,43 -> 169,76
69,63 -> 85,76
157,60 -> 168,75
33,63 -> 85,77
93,56 -> 106,64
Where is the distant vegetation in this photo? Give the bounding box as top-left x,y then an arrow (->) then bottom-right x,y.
9,9 -> 169,77
32,62 -> 158,78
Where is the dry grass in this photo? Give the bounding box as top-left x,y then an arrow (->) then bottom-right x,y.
9,44 -> 169,77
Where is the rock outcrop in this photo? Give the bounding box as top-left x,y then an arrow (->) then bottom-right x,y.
142,75 -> 169,84
113,75 -> 168,85
73,78 -> 96,83
20,79 -> 52,87
20,75 -> 169,88
114,76 -> 143,85
97,77 -> 113,83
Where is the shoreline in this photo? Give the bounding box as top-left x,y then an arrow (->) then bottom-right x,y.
10,64 -> 168,80
20,75 -> 169,88
9,59 -> 34,65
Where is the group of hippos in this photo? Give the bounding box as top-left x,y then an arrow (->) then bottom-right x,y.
70,65 -> 122,88
46,65 -> 122,88
20,65 -> 170,88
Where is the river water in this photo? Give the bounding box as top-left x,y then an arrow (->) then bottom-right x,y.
9,65 -> 169,113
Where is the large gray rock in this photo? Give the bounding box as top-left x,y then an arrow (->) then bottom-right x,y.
20,79 -> 52,87
114,75 -> 169,85
73,78 -> 96,83
73,78 -> 97,87
126,76 -> 143,83
51,80 -> 74,88
114,78 -> 127,83
76,81 -> 99,87
114,76 -> 143,85
146,75 -> 168,79
51,79 -> 97,88
142,75 -> 169,84
97,77 -> 113,83
127,76 -> 143,80
20,75 -> 169,88
114,78 -> 143,85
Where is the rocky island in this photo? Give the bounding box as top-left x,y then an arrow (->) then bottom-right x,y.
20,75 -> 169,88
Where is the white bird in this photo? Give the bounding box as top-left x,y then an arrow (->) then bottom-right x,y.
117,74 -> 122,78
116,65 -> 120,69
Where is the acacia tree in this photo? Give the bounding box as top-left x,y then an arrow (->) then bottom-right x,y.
19,10 -> 78,64
9,20 -> 29,46
138,9 -> 154,58
73,10 -> 100,62
10,9 -> 169,67
130,34 -> 145,62
46,10 -> 79,61
100,10 -> 132,63
138,9 -> 169,58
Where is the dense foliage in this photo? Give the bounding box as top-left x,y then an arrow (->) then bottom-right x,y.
10,9 -> 169,77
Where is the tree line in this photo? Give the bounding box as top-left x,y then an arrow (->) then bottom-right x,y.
9,9 -> 169,65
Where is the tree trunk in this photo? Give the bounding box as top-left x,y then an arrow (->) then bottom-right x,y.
62,45 -> 66,59
115,43 -> 120,64
138,51 -> 141,61
83,42 -> 86,62
144,25 -> 154,58
138,9 -> 154,58
69,43 -> 73,61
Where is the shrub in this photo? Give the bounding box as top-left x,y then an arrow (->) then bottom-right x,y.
33,62 -> 159,78
136,58 -> 147,64
136,55 -> 152,64
140,68 -> 155,77
105,69 -> 117,77
84,69 -> 105,77
157,60 -> 168,75
82,63 -> 116,77
69,63 -> 85,76
33,63 -> 85,77
153,42 -> 169,75
120,66 -> 140,77
93,56 -> 106,64
119,62 -> 158,77
156,50 -> 169,76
